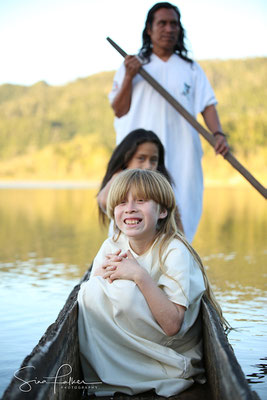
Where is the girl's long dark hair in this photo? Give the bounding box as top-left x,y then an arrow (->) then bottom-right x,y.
139,2 -> 192,64
98,129 -> 173,225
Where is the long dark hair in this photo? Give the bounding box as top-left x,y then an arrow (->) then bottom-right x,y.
139,2 -> 192,64
98,129 -> 173,225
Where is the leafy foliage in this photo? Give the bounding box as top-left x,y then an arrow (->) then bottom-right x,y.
200,58 -> 267,155
0,58 -> 266,182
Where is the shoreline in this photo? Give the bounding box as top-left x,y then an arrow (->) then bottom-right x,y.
0,180 -> 100,189
0,179 -> 263,190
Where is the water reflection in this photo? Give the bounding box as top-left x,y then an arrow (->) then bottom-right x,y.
192,188 -> 267,399
0,186 -> 266,398
0,188 -> 107,272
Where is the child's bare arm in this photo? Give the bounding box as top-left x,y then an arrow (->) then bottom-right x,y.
137,272 -> 185,336
97,172 -> 121,213
103,250 -> 185,336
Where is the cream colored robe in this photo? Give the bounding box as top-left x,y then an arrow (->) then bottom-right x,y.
78,234 -> 206,397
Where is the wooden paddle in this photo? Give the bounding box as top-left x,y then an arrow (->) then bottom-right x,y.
107,37 -> 267,199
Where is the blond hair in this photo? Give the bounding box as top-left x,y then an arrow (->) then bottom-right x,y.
107,169 -> 229,329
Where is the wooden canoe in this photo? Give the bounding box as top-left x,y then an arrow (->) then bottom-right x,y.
2,268 -> 260,400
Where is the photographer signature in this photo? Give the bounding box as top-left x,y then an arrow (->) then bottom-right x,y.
14,363 -> 102,394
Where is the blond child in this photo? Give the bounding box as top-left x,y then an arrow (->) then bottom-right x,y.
78,169 -> 225,397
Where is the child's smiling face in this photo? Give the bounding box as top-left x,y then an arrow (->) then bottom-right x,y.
114,190 -> 167,247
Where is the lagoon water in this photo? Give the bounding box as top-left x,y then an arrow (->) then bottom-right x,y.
0,185 -> 266,399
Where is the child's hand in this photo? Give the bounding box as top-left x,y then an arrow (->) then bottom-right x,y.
105,249 -> 128,263
103,250 -> 147,283
93,249 -> 127,282
93,250 -> 125,278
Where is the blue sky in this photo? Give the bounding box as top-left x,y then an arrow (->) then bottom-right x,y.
0,0 -> 266,86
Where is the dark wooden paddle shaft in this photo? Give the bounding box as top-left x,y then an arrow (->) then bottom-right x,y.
107,37 -> 267,199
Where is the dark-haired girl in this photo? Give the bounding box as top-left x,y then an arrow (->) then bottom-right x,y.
97,128 -> 184,233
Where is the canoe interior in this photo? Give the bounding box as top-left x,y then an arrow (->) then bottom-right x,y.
2,269 -> 260,400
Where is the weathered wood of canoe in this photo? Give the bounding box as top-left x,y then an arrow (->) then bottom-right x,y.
2,269 -> 260,400
2,269 -> 90,400
202,298 -> 260,400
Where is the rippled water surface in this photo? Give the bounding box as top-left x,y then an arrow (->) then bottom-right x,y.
0,186 -> 266,399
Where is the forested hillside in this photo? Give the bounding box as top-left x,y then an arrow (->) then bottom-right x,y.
0,57 -> 266,184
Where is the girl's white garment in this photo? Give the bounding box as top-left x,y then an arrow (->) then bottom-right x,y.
78,234 -> 206,397
109,54 -> 217,243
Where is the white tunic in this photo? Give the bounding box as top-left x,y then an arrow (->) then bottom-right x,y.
78,234 -> 206,397
109,54 -> 217,243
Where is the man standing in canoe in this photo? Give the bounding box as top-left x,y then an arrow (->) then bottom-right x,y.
108,2 -> 229,243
